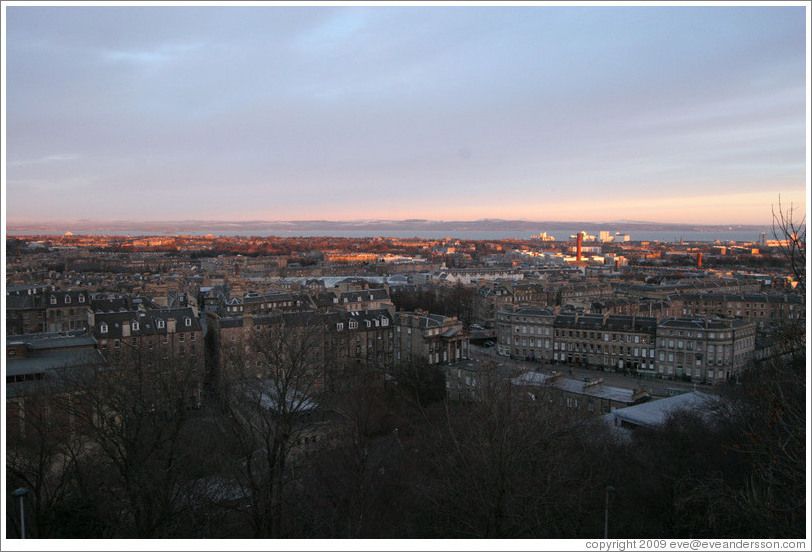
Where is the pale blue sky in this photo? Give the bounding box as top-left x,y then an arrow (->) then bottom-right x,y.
3,2 -> 808,226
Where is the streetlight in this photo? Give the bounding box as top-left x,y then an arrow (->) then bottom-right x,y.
11,487 -> 29,539
604,485 -> 615,539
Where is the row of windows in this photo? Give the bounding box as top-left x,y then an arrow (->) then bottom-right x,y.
336,318 -> 390,331
50,308 -> 84,317
98,317 -> 193,334
555,330 -> 649,344
49,294 -> 86,305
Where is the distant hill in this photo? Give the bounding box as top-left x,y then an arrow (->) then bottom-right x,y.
6,218 -> 766,235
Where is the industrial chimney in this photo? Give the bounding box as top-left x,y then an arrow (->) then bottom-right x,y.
576,233 -> 583,262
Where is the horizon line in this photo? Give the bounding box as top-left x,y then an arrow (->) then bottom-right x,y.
5,218 -> 772,227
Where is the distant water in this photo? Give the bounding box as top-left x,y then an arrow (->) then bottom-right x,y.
8,228 -> 771,243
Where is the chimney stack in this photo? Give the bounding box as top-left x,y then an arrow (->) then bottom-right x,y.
576,233 -> 583,262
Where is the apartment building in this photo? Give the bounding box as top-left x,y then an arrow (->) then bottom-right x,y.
45,290 -> 92,333
334,288 -> 395,315
394,311 -> 469,365
676,292 -> 805,329
496,306 -> 556,360
7,331 -> 107,443
6,293 -> 48,335
331,309 -> 395,372
497,307 -> 756,383
91,307 -> 203,365
553,313 -> 658,373
656,318 -> 756,383
207,309 -> 394,384
226,290 -> 302,315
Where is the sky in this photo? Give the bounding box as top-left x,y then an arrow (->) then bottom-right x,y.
2,1 -> 809,227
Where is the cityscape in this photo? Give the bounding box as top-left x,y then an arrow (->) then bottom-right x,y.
4,222 -> 806,545
2,2 -> 808,551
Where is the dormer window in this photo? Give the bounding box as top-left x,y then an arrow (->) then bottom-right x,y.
65,295 -> 72,304
349,320 -> 358,330
100,323 -> 108,334
50,296 -> 57,305
336,323 -> 344,331
381,318 -> 389,327
185,317 -> 192,327
78,295 -> 86,303
132,322 -> 139,331
157,319 -> 165,329
365,320 -> 371,328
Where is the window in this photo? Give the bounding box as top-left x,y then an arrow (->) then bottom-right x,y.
78,294 -> 85,303
132,322 -> 139,331
65,296 -> 72,304
190,332 -> 196,342
179,334 -> 185,342
349,320 -> 358,330
185,317 -> 192,327
157,319 -> 165,329
336,323 -> 344,331
50,296 -> 57,305
100,323 -> 108,334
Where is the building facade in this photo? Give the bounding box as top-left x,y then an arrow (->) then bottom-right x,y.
394,311 -> 470,365
497,306 -> 756,383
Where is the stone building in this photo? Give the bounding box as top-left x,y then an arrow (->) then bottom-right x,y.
394,311 -> 470,365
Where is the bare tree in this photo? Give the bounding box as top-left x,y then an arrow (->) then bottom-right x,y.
418,369 -> 598,538
6,380 -> 80,538
286,366 -> 405,538
214,313 -> 331,538
771,196 -> 805,288
63,349 -> 204,537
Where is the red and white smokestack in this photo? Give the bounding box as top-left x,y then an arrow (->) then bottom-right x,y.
576,233 -> 582,262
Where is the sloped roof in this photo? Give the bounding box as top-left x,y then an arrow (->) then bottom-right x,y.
606,391 -> 715,429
